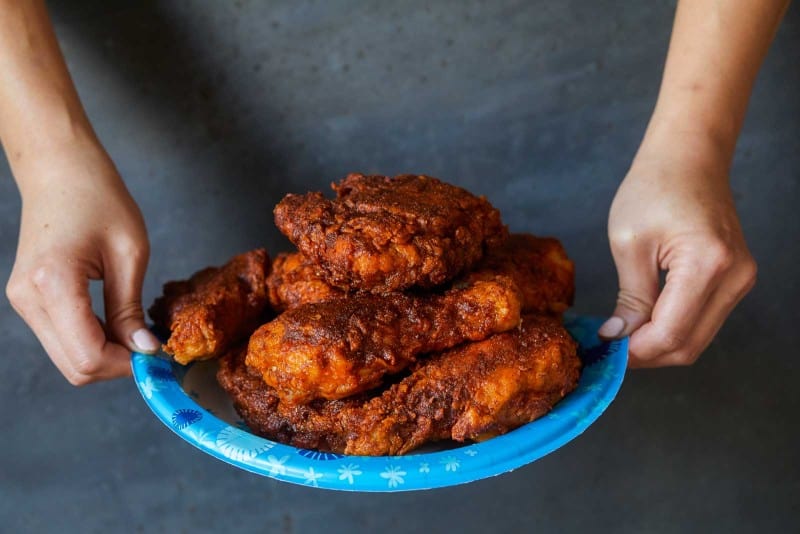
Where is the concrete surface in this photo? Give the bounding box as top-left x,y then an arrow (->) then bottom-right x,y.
1,1 -> 798,532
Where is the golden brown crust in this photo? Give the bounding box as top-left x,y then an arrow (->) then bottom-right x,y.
148,249 -> 270,365
464,234 -> 575,314
266,252 -> 346,312
346,314 -> 580,454
274,174 -> 508,292
265,234 -> 574,314
217,346 -> 363,452
218,314 -> 581,456
245,275 -> 522,404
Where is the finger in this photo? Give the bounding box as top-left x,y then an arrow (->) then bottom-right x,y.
628,245 -> 731,364
103,240 -> 159,354
599,238 -> 660,340
31,263 -> 132,384
11,288 -> 112,384
7,289 -> 78,380
630,262 -> 756,368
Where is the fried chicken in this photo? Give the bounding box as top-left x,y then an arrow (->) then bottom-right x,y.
218,314 -> 580,455
266,252 -> 346,312
152,173 -> 581,457
265,234 -> 574,313
246,275 -> 522,404
274,174 -> 507,292
149,249 -> 270,365
346,314 -> 581,455
464,234 -> 575,314
217,346 -> 363,453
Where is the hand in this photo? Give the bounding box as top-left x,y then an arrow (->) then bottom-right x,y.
5,139 -> 160,385
600,138 -> 757,368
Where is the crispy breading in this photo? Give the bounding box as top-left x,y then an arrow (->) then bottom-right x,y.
265,234 -> 574,313
246,275 -> 522,404
463,234 -> 575,314
217,346 -> 363,453
345,314 -> 580,454
274,174 -> 507,292
266,251 -> 346,312
148,249 -> 270,365
218,315 -> 580,455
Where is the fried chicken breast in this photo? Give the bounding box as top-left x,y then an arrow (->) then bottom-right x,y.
218,314 -> 580,455
274,174 -> 507,292
149,249 -> 270,365
464,234 -> 575,314
265,234 -> 574,313
246,275 -> 522,404
266,251 -> 346,312
155,174 -> 581,457
217,346 -> 363,453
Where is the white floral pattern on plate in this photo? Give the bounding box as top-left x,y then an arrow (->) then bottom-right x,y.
132,315 -> 626,492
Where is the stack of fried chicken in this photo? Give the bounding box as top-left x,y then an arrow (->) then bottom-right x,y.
150,174 -> 581,456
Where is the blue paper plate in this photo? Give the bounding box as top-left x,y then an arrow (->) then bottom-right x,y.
132,315 -> 626,492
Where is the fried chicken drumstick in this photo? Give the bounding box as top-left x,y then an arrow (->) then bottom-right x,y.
246,276 -> 522,404
218,314 -> 580,455
149,249 -> 270,365
274,174 -> 507,292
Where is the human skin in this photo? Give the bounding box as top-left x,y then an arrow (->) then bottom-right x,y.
0,1 -> 160,385
600,0 -> 791,367
0,1 -> 790,383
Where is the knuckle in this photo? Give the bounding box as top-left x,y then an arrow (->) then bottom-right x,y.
653,328 -> 685,353
112,236 -> 148,260
609,228 -> 640,253
702,242 -> 735,275
72,354 -> 103,378
66,372 -> 94,387
28,262 -> 62,293
5,277 -> 28,306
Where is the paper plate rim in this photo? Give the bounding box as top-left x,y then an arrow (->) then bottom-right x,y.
132,315 -> 627,492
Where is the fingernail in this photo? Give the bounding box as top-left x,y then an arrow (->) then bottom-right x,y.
131,328 -> 161,354
598,316 -> 627,339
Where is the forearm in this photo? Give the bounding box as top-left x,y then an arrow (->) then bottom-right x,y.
641,0 -> 790,170
0,0 -> 100,192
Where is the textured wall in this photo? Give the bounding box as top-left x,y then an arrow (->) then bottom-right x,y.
1,1 -> 798,532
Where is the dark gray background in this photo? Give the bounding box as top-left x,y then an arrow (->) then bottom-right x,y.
1,1 -> 798,532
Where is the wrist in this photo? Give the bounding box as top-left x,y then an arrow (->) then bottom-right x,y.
639,86 -> 741,172
0,98 -> 98,157
634,110 -> 735,181
12,135 -> 118,200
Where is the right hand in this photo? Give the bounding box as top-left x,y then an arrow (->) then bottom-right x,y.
5,139 -> 160,385
600,136 -> 757,368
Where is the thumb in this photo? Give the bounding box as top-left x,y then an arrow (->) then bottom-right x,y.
103,242 -> 161,354
599,243 -> 660,340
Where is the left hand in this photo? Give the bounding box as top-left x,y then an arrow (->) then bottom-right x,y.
600,138 -> 757,368
5,138 -> 158,385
